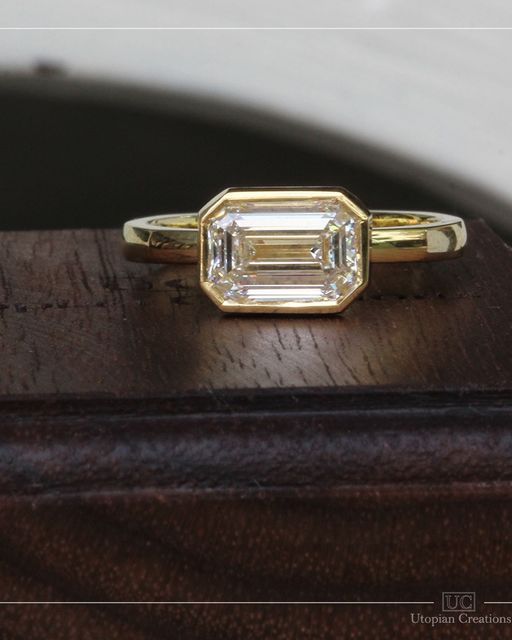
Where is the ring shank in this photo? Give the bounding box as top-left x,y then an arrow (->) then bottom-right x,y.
123,210 -> 467,263
370,210 -> 467,262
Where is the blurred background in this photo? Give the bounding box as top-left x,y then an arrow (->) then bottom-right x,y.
1,1 -> 512,238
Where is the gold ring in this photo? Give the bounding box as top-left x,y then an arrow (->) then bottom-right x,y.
123,187 -> 467,314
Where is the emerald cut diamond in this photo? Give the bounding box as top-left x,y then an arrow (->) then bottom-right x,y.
199,189 -> 369,313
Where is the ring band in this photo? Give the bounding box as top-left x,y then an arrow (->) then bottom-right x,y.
123,210 -> 466,264
122,187 -> 467,314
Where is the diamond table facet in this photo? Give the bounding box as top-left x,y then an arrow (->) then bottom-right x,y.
200,189 -> 369,313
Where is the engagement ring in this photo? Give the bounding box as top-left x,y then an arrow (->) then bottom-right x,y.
123,187 -> 467,314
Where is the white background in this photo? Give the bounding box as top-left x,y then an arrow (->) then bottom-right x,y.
1,1 -> 512,229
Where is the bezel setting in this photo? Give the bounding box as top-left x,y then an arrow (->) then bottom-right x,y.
199,188 -> 370,314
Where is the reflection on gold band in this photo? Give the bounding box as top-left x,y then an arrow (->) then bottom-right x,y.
370,211 -> 467,262
123,210 -> 467,264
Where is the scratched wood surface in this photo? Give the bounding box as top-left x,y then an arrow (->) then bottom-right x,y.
0,220 -> 511,638
0,219 -> 510,395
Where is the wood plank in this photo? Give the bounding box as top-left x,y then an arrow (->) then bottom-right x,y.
0,220 -> 510,396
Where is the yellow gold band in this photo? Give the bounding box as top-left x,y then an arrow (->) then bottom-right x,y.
123,210 -> 467,264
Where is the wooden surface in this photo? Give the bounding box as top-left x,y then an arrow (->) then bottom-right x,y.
1,219 -> 511,395
0,220 -> 511,638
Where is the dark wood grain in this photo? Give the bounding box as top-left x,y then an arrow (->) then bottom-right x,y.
0,220 -> 510,394
0,220 -> 511,638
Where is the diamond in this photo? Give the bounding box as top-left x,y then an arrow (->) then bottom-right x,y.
200,189 -> 369,313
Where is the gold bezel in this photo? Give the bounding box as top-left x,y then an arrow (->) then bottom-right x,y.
199,187 -> 370,314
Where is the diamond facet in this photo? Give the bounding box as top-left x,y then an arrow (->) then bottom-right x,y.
200,189 -> 369,313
